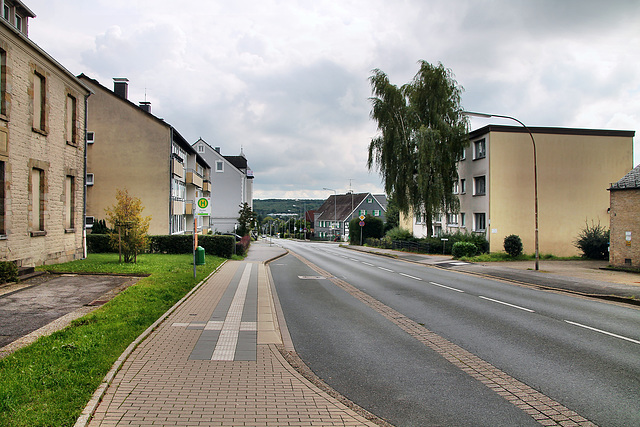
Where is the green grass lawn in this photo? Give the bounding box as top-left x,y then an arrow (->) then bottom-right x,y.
0,253 -> 224,427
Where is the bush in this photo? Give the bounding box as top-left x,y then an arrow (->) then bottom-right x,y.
504,234 -> 523,257
87,234 -> 236,259
91,219 -> 110,234
451,241 -> 477,259
86,234 -> 113,253
349,215 -> 385,244
235,235 -> 251,256
575,221 -> 609,260
0,261 -> 18,284
385,227 -> 415,241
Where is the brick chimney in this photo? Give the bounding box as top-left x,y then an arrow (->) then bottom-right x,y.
113,78 -> 129,99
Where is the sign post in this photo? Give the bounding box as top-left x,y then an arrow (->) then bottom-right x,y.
194,197 -> 211,278
359,215 -> 365,246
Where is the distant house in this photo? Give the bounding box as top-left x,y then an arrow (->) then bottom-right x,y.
609,165 -> 640,268
193,138 -> 253,234
315,192 -> 387,240
401,125 -> 634,256
0,3 -> 91,267
79,75 -> 211,236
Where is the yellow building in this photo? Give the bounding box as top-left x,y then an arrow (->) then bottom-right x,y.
404,125 -> 634,256
0,1 -> 91,267
78,75 -> 210,236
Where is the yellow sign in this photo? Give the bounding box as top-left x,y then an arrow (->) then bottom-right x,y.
359,215 -> 365,221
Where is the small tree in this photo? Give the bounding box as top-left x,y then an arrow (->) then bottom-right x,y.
504,234 -> 523,257
575,221 -> 609,260
349,215 -> 384,244
237,202 -> 258,237
105,189 -> 151,263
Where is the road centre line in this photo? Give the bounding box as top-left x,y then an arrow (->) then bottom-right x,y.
361,262 -> 374,266
377,267 -> 394,272
399,273 -> 422,281
564,320 -> 640,345
478,296 -> 535,313
429,281 -> 465,293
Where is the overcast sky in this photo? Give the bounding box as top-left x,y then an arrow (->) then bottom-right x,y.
28,0 -> 640,199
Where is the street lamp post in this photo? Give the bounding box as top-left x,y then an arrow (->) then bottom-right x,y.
323,187 -> 337,240
463,111 -> 539,271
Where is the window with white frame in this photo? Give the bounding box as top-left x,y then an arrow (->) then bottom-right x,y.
87,131 -> 95,144
198,144 -> 204,152
171,142 -> 186,161
474,213 -> 486,231
85,216 -> 94,229
460,213 -> 466,227
415,212 -> 423,224
171,178 -> 185,200
215,160 -> 224,172
460,179 -> 466,194
453,181 -> 459,194
447,213 -> 458,225
86,173 -> 94,186
474,176 -> 486,195
374,210 -> 380,217
474,139 -> 486,159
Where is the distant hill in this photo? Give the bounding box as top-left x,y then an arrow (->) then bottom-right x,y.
253,199 -> 324,219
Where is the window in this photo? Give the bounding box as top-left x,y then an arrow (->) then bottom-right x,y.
415,212 -> 423,224
359,209 -> 366,216
196,163 -> 204,176
171,214 -> 185,234
85,216 -> 94,229
367,198 -> 372,203
15,14 -> 21,32
474,139 -> 486,159
31,168 -> 44,232
66,95 -> 77,145
86,131 -> 95,144
461,148 -> 466,160
3,5 -> 8,20
33,72 -> 46,132
198,144 -> 204,152
171,178 -> 185,200
86,173 -> 94,186
64,176 -> 75,229
374,210 -> 380,217
460,213 -> 466,227
0,48 -> 6,116
474,213 -> 486,232
447,213 -> 458,225
434,213 -> 442,222
0,161 -> 4,235
474,176 -> 486,195
171,142 -> 186,161
215,160 -> 224,172
453,181 -> 459,194
460,179 -> 466,194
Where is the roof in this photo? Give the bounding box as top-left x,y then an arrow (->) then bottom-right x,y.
224,155 -> 247,170
316,193 -> 386,221
469,124 -> 635,141
610,165 -> 640,190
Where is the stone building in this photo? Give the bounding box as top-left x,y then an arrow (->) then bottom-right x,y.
609,165 -> 640,268
0,1 -> 91,266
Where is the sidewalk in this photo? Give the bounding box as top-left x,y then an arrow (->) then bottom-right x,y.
80,241 -> 378,426
345,245 -> 640,304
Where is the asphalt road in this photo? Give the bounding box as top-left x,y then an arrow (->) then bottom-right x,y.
271,240 -> 640,426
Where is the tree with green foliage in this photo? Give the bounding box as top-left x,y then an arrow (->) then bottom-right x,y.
368,60 -> 468,235
349,215 -> 384,244
237,202 -> 258,237
105,189 -> 151,263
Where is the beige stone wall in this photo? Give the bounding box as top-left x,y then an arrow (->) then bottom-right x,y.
81,78 -> 171,235
0,23 -> 88,266
609,189 -> 640,268
487,131 -> 632,257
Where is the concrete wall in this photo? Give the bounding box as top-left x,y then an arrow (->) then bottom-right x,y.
0,22 -> 88,266
81,77 -> 171,235
609,189 -> 640,267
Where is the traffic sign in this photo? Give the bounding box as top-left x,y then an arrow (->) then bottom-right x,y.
196,197 -> 211,216
359,221 -> 365,227
359,215 -> 365,221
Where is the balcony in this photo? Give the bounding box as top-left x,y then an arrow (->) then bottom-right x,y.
172,158 -> 184,179
202,180 -> 211,192
185,201 -> 193,215
171,199 -> 185,215
186,170 -> 203,188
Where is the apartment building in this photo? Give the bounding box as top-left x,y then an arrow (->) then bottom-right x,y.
79,75 -> 210,236
315,192 -> 387,240
403,125 -> 634,256
0,2 -> 91,267
193,138 -> 253,234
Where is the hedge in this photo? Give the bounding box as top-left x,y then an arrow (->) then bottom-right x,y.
86,234 -> 236,259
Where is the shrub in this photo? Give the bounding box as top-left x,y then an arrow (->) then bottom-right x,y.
385,227 -> 415,241
0,261 -> 18,284
88,234 -> 236,259
575,221 -> 609,260
504,234 -> 523,257
86,234 -> 113,253
235,235 -> 251,256
91,219 -> 110,234
349,215 -> 385,244
451,241 -> 477,259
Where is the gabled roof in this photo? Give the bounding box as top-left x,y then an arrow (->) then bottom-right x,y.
316,192 -> 385,222
610,165 -> 640,190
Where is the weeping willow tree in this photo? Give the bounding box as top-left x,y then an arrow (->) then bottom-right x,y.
367,60 -> 468,235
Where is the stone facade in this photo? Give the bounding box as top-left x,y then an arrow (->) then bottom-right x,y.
609,165 -> 640,268
0,14 -> 90,267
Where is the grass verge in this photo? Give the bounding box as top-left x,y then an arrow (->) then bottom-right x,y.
0,253 -> 224,427
459,253 -> 583,262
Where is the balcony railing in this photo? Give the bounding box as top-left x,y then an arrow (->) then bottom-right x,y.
185,169 -> 203,188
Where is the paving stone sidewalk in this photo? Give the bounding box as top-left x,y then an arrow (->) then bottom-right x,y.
81,242 -> 377,426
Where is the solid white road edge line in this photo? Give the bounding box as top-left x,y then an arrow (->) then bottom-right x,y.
564,320 -> 640,345
479,296 -> 535,312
